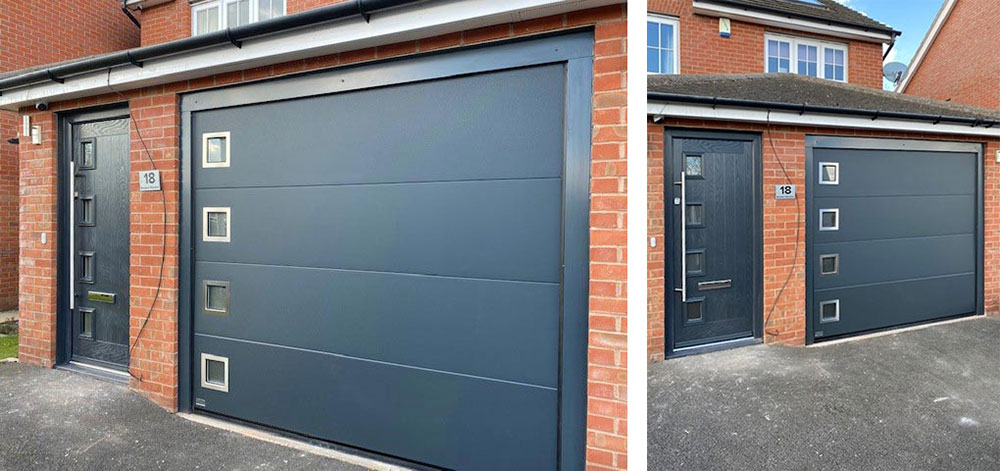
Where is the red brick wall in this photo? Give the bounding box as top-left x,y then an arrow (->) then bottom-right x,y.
0,1 -> 140,311
904,0 -> 1000,109
647,0 -> 885,89
19,6 -> 627,470
647,118 -> 1000,362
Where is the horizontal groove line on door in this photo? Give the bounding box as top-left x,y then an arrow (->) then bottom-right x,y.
813,232 -> 975,245
193,175 -> 562,191
194,260 -> 560,286
194,332 -> 558,392
813,271 -> 975,293
812,192 -> 975,199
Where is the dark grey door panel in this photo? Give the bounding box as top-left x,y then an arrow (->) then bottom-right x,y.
71,118 -> 131,367
194,262 -> 559,387
193,336 -> 557,471
666,132 -> 762,352
193,179 -> 562,283
183,36 -> 592,469
808,140 -> 980,341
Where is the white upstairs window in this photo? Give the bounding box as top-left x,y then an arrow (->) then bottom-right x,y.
765,34 -> 848,82
192,0 -> 286,36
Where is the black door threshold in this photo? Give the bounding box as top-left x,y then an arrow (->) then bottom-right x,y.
57,361 -> 129,385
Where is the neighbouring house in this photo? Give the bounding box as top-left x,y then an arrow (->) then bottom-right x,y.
898,0 -> 1000,108
0,2 -> 140,311
5,1 -> 627,470
648,0 -> 1000,362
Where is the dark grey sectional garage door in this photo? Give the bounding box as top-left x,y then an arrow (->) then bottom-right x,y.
808,137 -> 982,341
180,34 -> 592,470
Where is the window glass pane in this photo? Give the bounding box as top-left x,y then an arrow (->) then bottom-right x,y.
779,42 -> 789,58
821,255 -> 838,275
207,212 -> 228,237
207,284 -> 228,311
259,0 -> 271,20
206,359 -> 226,385
647,47 -> 659,73
685,155 -> 702,176
271,0 -> 284,18
686,252 -> 704,274
196,6 -> 220,35
685,300 -> 704,323
686,204 -> 704,226
661,24 -> 674,50
768,57 -> 779,73
80,141 -> 94,168
834,66 -> 844,81
647,21 -> 659,47
240,0 -> 250,25
80,254 -> 93,281
825,48 -> 834,63
81,198 -> 94,224
207,136 -> 227,163
767,40 -> 778,57
809,63 -> 817,76
661,50 -> 674,74
820,301 -> 839,321
825,64 -> 834,79
821,210 -> 837,229
779,58 -> 790,73
81,310 -> 94,337
821,164 -> 837,182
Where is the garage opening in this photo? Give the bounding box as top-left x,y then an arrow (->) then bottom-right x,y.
178,33 -> 593,470
806,137 -> 983,342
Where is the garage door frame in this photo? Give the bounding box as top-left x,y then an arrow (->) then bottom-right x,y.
804,136 -> 984,344
176,31 -> 593,468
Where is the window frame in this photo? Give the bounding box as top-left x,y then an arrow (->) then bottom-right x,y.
191,0 -> 287,36
819,299 -> 840,323
818,161 -> 839,185
819,253 -> 839,275
764,33 -> 848,82
203,207 -> 232,243
201,353 -> 230,392
203,280 -> 231,316
647,14 -> 680,75
819,208 -> 839,231
202,131 -> 231,168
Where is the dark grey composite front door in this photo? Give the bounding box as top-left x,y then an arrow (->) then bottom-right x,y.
667,132 -> 761,354
71,117 -> 131,368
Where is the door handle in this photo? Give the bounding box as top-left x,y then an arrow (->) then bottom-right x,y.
674,171 -> 686,302
698,279 -> 732,291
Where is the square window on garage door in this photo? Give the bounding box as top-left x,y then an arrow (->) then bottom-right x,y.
203,207 -> 231,242
204,281 -> 230,316
819,208 -> 839,231
202,132 -> 230,168
819,162 -> 839,185
820,299 -> 840,323
201,353 -> 229,392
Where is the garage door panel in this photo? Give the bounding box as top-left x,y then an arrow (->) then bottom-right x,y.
813,149 -> 976,198
191,64 -> 565,190
194,178 -> 562,283
193,336 -> 557,471
814,234 -> 974,289
194,261 -> 559,387
813,194 -> 974,243
814,273 -> 975,338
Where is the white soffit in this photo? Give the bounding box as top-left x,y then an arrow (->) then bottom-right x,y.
0,0 -> 620,110
647,100 -> 1000,137
691,1 -> 893,43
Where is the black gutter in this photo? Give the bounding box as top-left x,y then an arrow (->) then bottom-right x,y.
0,0 -> 424,94
122,0 -> 141,28
647,91 -> 1000,127
701,0 -> 901,37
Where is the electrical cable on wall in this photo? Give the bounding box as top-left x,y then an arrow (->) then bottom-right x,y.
106,68 -> 167,382
763,109 -> 801,338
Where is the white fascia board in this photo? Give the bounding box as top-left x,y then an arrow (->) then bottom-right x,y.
647,100 -> 1000,137
692,1 -> 893,44
896,0 -> 956,93
0,0 -> 620,111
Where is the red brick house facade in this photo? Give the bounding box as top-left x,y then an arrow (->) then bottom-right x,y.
0,1 -> 140,311
8,1 -> 627,469
647,0 -> 1000,362
900,0 -> 1000,109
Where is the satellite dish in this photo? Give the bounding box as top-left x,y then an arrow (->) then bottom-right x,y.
883,61 -> 908,86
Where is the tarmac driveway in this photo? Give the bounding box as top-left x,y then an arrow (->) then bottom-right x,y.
0,363 -> 374,471
648,316 -> 1000,470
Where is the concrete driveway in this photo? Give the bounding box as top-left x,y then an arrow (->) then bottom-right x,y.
648,316 -> 1000,470
0,363 -> 377,471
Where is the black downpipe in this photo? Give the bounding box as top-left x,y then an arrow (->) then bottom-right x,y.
648,91 -> 1000,127
0,0 -> 424,92
122,0 -> 141,28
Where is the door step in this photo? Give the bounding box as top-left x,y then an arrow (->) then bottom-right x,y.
58,361 -> 129,385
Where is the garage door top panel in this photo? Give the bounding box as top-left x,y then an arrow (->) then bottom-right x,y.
813,148 -> 976,198
191,64 -> 565,189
